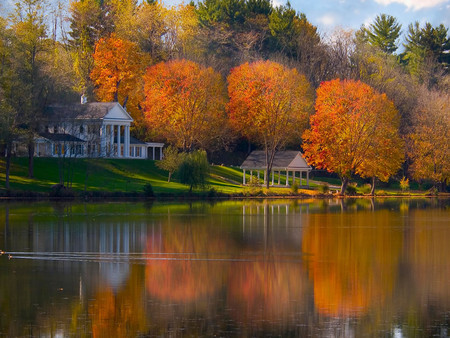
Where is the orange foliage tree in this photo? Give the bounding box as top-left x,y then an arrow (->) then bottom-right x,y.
90,33 -> 147,117
143,59 -> 227,151
227,60 -> 313,188
302,79 -> 404,194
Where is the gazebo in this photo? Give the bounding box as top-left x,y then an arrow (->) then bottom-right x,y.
240,150 -> 312,187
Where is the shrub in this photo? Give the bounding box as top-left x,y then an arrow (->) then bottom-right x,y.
49,184 -> 75,198
360,184 -> 372,194
345,184 -> 357,195
291,182 -> 299,194
319,184 -> 330,194
399,176 -> 410,192
143,183 -> 154,197
179,150 -> 210,192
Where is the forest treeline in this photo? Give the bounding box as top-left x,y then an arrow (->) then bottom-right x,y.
0,0 -> 448,192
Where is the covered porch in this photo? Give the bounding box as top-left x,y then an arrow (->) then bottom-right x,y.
240,150 -> 312,187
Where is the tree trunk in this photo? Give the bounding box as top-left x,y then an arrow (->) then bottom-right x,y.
28,142 -> 34,178
340,176 -> 349,195
5,141 -> 12,190
370,176 -> 376,196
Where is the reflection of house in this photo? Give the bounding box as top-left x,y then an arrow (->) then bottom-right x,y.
31,102 -> 163,159
240,150 -> 312,187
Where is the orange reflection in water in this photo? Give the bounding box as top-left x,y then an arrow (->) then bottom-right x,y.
227,257 -> 306,324
145,222 -> 231,303
302,211 -> 403,317
89,267 -> 147,337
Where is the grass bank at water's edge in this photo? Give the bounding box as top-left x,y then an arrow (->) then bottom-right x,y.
0,157 -> 439,198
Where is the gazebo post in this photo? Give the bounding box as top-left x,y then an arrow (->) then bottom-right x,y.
286,171 -> 289,186
264,170 -> 267,185
278,171 -> 280,185
299,171 -> 303,187
272,171 -> 274,186
307,171 -> 310,187
257,171 -> 260,182
243,169 -> 246,185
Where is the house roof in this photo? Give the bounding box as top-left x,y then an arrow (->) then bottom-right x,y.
240,150 -> 311,170
38,133 -> 85,143
45,102 -> 133,121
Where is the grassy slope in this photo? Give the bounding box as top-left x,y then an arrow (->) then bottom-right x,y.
0,158 -> 434,196
0,157 -> 247,194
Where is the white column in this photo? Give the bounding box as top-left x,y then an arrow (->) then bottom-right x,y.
160,146 -> 163,159
101,125 -> 106,156
117,125 -> 121,157
125,125 -> 130,158
152,147 -> 155,160
109,125 -> 114,157
278,171 -> 280,185
307,171 -> 310,187
271,171 -> 274,186
243,169 -> 246,185
286,171 -> 289,186
36,143 -> 40,157
300,171 -> 303,186
257,171 -> 260,182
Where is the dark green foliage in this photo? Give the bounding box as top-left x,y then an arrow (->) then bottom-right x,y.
345,185 -> 357,196
178,150 -> 210,192
359,14 -> 401,54
403,21 -> 450,76
143,183 -> 154,197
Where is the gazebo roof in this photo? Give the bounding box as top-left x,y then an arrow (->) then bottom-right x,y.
240,150 -> 311,171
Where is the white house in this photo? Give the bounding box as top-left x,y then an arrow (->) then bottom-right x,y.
31,102 -> 164,159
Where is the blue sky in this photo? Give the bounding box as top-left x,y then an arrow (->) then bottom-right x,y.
163,0 -> 450,40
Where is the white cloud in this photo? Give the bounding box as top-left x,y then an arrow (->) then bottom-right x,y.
374,0 -> 450,11
317,13 -> 338,26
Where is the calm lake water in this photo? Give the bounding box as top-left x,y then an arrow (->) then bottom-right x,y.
0,199 -> 449,337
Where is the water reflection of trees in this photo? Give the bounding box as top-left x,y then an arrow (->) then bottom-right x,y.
302,210 -> 404,318
1,200 -> 450,335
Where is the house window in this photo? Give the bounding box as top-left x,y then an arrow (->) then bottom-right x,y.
136,147 -> 141,157
130,147 -> 134,157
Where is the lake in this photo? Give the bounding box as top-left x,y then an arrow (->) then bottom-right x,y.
0,198 -> 449,337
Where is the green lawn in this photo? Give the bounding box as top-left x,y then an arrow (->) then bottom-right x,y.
0,157 -> 436,197
0,157 -> 247,195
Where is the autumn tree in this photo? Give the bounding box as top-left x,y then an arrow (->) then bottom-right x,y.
302,79 -> 404,194
143,59 -> 227,151
90,33 -> 146,116
408,88 -> 449,191
227,60 -> 313,188
156,145 -> 185,183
